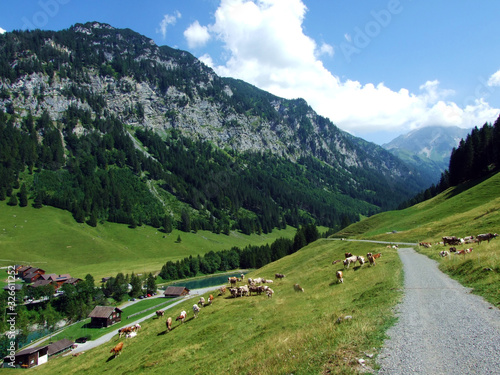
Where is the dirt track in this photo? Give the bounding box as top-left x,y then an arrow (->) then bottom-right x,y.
376,247 -> 500,374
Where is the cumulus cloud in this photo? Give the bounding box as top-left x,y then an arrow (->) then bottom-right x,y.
487,69 -> 500,87
184,21 -> 211,48
197,0 -> 499,142
157,11 -> 181,39
0,27 -> 6,34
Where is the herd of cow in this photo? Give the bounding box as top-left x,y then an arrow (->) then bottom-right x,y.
331,251 -> 383,284
419,232 -> 498,257
108,232 -> 498,358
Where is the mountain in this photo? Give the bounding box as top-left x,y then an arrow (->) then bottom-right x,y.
382,125 -> 471,183
0,22 -> 430,233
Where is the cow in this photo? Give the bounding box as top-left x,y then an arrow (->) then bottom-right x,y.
176,310 -> 187,323
166,317 -> 172,332
156,310 -> 165,318
193,304 -> 200,318
345,252 -> 353,258
357,256 -> 365,266
293,284 -> 304,292
439,250 -> 449,257
331,259 -> 342,265
241,273 -> 245,280
442,236 -> 461,246
336,270 -> 343,283
134,323 -> 141,331
229,287 -> 239,298
449,247 -> 457,253
118,326 -> 134,338
266,288 -> 274,298
477,233 -> 498,244
228,277 -> 238,286
219,286 -> 226,295
366,253 -> 376,266
419,242 -> 432,248
344,255 -> 358,269
208,294 -> 214,305
372,253 -> 382,259
275,273 -> 285,279
110,342 -> 123,357
198,296 -> 205,307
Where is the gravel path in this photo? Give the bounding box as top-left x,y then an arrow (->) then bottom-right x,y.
377,247 -> 500,375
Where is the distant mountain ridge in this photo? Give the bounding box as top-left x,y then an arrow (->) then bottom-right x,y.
0,22 -> 432,233
382,126 -> 471,183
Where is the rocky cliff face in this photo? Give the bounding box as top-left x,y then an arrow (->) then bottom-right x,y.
0,22 -> 427,197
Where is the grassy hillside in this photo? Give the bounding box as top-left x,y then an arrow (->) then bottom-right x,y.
337,171 -> 500,307
0,201 -> 298,280
25,240 -> 402,374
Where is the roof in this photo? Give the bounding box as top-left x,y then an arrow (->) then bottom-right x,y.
164,286 -> 190,296
40,273 -> 58,281
63,277 -> 82,285
29,279 -> 53,288
47,339 -> 74,356
55,274 -> 71,281
17,266 -> 32,274
23,272 -> 41,280
88,306 -> 122,318
11,345 -> 49,357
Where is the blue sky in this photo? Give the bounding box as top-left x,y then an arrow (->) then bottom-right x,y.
1,0 -> 500,144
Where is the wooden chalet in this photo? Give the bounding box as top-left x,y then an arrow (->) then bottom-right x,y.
163,286 -> 190,297
47,339 -> 74,357
17,267 -> 45,281
2,345 -> 49,368
88,306 -> 122,328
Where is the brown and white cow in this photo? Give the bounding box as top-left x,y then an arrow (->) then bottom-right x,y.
476,233 -> 498,244
110,342 -> 123,357
336,270 -> 343,283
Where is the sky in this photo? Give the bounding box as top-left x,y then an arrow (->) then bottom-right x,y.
1,0 -> 500,145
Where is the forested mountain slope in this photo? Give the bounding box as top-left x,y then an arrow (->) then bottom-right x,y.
0,22 -> 429,233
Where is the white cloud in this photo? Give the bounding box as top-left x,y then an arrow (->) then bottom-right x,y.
184,21 -> 211,48
199,53 -> 215,68
0,27 -> 6,34
317,42 -> 333,57
487,69 -> 500,87
199,0 -> 499,142
157,11 -> 181,39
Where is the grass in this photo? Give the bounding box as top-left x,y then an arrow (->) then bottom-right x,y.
0,201 -> 298,280
25,240 -> 403,374
44,297 -> 179,343
337,171 -> 500,307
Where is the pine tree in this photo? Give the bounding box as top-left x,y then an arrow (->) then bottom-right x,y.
18,183 -> 28,207
7,194 -> 18,206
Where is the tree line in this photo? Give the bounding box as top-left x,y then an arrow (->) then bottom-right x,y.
159,224 -> 321,282
399,116 -> 500,208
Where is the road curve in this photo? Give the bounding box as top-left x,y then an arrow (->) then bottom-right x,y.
376,247 -> 500,375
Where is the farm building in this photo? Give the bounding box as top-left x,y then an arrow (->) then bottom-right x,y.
163,286 -> 190,297
2,345 -> 49,368
88,306 -> 122,328
47,339 -> 74,357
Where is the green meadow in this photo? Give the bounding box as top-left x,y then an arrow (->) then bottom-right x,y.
4,173 -> 499,374
337,171 -> 500,307
28,240 -> 403,375
0,202 -> 298,280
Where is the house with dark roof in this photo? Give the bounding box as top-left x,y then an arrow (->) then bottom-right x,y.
47,339 -> 74,357
28,279 -> 55,289
163,286 -> 190,297
88,306 -> 122,328
2,345 -> 49,368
